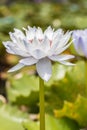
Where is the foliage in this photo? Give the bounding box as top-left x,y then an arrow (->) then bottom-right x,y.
54,95 -> 87,127
0,103 -> 27,130
4,60 -> 86,129
0,102 -> 79,130
23,115 -> 79,130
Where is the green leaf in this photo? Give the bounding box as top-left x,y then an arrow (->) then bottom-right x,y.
7,61 -> 86,113
45,61 -> 86,113
0,104 -> 28,130
54,95 -> 87,127
23,115 -> 79,130
7,74 -> 39,107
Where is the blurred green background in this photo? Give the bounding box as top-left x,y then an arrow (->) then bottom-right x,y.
0,0 -> 87,130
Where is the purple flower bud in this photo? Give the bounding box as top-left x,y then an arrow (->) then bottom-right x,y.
72,29 -> 87,58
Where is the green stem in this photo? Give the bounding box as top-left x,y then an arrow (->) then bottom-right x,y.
39,77 -> 45,130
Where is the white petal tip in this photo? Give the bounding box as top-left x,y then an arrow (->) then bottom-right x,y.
59,61 -> 75,66
43,74 -> 51,82
36,58 -> 52,82
66,62 -> 75,66
7,63 -> 24,73
71,63 -> 75,66
7,69 -> 15,73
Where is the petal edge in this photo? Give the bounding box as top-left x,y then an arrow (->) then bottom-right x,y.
8,63 -> 24,72
36,58 -> 52,81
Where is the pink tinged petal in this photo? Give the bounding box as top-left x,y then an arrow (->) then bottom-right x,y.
48,30 -> 66,56
24,37 -> 49,58
54,41 -> 72,55
49,55 -> 75,61
47,33 -> 63,56
8,63 -> 24,72
26,26 -> 36,40
53,29 -> 63,39
36,58 -> 52,81
58,61 -> 75,66
36,27 -> 44,40
31,37 -> 40,49
44,26 -> 54,40
19,57 -> 38,65
24,38 -> 46,59
41,36 -> 50,52
52,30 -> 63,44
26,31 -> 35,41
23,39 -> 33,52
49,39 -> 73,56
56,31 -> 72,49
24,37 -> 41,52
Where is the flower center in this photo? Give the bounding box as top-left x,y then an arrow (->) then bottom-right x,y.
39,39 -> 43,42
29,39 -> 33,43
50,40 -> 52,46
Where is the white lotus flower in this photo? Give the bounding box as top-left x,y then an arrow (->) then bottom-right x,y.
3,26 -> 74,81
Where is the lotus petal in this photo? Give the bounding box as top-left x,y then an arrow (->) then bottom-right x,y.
36,58 -> 52,81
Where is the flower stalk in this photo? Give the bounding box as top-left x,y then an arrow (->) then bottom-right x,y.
39,77 -> 45,130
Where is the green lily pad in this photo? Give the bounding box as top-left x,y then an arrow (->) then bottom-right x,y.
23,115 -> 79,130
45,61 -> 86,113
0,103 -> 28,130
54,95 -> 87,127
7,74 -> 39,107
